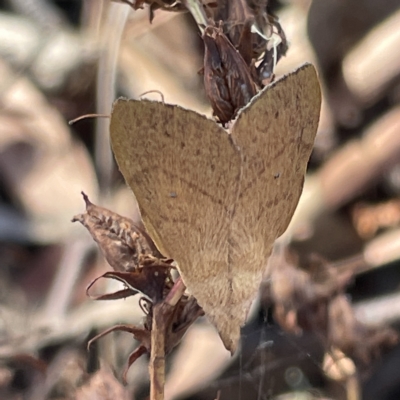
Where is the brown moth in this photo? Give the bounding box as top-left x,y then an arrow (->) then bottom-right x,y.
110,63 -> 321,353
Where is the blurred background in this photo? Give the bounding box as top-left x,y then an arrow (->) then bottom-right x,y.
1,0 -> 400,399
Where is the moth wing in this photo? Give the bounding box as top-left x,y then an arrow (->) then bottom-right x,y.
110,99 -> 242,349
226,63 -> 321,335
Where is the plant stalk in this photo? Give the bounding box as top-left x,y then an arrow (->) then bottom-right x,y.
150,302 -> 166,400
149,278 -> 187,400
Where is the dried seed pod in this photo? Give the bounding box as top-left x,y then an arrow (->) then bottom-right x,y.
203,25 -> 257,124
72,192 -> 161,272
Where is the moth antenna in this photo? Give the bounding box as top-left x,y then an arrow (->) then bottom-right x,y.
139,90 -> 165,104
69,113 -> 110,125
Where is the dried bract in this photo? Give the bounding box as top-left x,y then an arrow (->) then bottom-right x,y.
203,25 -> 257,124
87,260 -> 173,303
213,0 -> 255,65
211,0 -> 288,84
72,192 -> 161,272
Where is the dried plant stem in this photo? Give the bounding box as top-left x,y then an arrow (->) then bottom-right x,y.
150,302 -> 167,400
149,278 -> 187,400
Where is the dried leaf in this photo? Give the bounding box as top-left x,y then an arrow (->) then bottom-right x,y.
72,192 -> 161,271
87,262 -> 172,303
110,64 -> 321,352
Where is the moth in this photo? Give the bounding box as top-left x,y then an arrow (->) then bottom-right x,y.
110,63 -> 321,353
